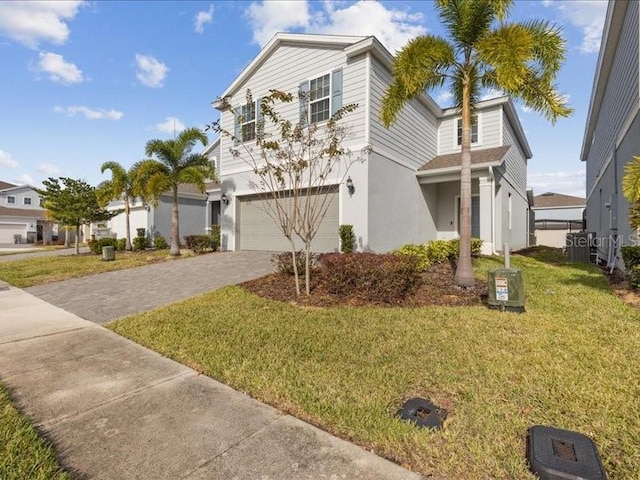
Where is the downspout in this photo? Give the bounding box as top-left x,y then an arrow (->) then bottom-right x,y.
489,166 -> 499,255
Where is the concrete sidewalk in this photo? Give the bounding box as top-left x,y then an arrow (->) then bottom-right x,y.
0,286 -> 422,479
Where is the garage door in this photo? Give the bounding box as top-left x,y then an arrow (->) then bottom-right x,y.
239,188 -> 339,252
0,223 -> 22,244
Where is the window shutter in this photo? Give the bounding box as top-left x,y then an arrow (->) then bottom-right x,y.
299,81 -> 309,126
330,68 -> 343,116
256,97 -> 264,139
233,106 -> 241,146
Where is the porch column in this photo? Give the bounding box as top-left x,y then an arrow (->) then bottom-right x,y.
478,176 -> 493,254
205,197 -> 212,232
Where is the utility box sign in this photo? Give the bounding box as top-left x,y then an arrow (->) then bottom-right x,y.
495,277 -> 509,301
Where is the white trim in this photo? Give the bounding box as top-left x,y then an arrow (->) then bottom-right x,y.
364,52 -> 371,145
307,69 -> 333,125
416,160 -> 501,178
454,112 -> 482,149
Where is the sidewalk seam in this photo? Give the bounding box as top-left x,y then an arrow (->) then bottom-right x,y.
0,325 -> 97,346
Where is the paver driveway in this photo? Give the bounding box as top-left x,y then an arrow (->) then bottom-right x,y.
25,251 -> 274,324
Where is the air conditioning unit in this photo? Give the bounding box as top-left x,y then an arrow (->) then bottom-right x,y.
487,268 -> 524,313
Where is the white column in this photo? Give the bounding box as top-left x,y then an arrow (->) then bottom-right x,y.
478,176 -> 493,254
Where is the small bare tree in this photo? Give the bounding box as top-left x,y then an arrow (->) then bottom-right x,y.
208,89 -> 369,296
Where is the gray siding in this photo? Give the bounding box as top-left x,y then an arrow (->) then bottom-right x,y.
220,44 -> 367,175
367,151 -> 437,252
586,0 -> 639,196
501,112 -> 528,193
206,140 -> 221,176
369,56 -> 438,168
437,106 -> 502,155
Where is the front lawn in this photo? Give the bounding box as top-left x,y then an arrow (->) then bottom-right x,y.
107,250 -> 640,479
0,383 -> 69,480
0,250 -> 184,288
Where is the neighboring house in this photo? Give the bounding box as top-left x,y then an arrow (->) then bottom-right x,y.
212,33 -> 533,254
103,184 -> 209,244
204,137 -> 222,232
581,0 -> 640,268
532,192 -> 585,248
0,181 -> 55,244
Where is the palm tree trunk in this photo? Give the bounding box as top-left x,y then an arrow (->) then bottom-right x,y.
170,186 -> 180,256
124,197 -> 132,251
454,79 -> 475,287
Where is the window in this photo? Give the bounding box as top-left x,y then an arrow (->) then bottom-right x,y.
240,102 -> 256,142
7,195 -> 15,204
24,197 -> 32,205
309,73 -> 331,124
39,198 -> 43,206
456,114 -> 479,146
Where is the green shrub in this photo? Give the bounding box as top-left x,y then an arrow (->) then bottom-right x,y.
88,238 -> 118,255
621,245 -> 640,269
425,240 -> 452,264
338,224 -> 356,254
153,234 -> 168,250
133,236 -> 147,251
394,243 -> 430,270
447,237 -> 484,259
210,224 -> 221,252
320,253 -> 421,304
271,250 -> 320,276
136,228 -> 146,238
116,238 -> 127,251
184,235 -> 215,254
628,265 -> 640,290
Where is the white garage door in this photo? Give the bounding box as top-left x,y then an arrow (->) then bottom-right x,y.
0,223 -> 22,244
239,188 -> 339,252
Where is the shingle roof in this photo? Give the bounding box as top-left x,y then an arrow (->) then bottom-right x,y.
533,192 -> 585,208
204,181 -> 220,191
419,146 -> 510,171
0,206 -> 46,219
176,183 -> 207,195
0,181 -> 17,191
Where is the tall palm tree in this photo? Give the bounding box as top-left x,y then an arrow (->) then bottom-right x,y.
133,127 -> 213,256
381,0 -> 572,287
97,161 -> 138,251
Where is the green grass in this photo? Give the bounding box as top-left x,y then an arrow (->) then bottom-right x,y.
0,383 -> 70,480
107,250 -> 640,479
0,250 -> 187,288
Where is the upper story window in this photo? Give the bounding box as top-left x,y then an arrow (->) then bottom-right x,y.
299,68 -> 343,126
456,114 -> 479,146
7,195 -> 15,204
23,197 -> 32,205
39,198 -> 44,206
240,102 -> 256,143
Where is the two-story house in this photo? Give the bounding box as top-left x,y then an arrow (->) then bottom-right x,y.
0,181 -> 54,244
210,33 -> 533,254
581,0 -> 640,269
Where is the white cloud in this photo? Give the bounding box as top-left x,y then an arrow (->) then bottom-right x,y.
15,173 -> 34,185
37,162 -> 61,175
0,1 -> 84,48
194,4 -> 214,33
544,0 -> 607,54
54,105 -> 124,120
246,0 -> 425,53
528,170 -> 586,198
435,90 -> 453,105
0,150 -> 19,168
35,52 -> 83,84
155,117 -> 186,134
135,54 -> 168,88
480,88 -> 503,101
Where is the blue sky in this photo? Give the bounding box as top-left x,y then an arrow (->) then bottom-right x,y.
0,0 -> 607,197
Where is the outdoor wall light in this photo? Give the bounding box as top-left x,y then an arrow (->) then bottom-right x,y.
346,176 -> 355,196
221,193 -> 229,205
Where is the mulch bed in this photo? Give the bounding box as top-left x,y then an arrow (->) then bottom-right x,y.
240,261 -> 487,308
604,267 -> 640,309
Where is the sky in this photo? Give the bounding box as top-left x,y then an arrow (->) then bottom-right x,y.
0,0 -> 608,198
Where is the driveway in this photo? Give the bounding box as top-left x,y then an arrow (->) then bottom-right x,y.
25,251 -> 274,324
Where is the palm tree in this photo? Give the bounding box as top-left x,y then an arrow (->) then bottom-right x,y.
381,0 -> 572,287
622,156 -> 640,231
133,127 -> 213,256
97,161 -> 138,251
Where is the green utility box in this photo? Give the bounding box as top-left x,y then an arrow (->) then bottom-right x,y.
487,268 -> 524,313
102,246 -> 115,261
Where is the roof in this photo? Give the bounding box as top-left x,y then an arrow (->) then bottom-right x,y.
0,206 -> 46,219
533,192 -> 586,208
176,183 -> 207,195
204,181 -> 220,191
418,145 -> 510,172
0,181 -> 17,191
580,1 -> 626,161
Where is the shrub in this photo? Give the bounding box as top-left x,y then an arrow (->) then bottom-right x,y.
272,250 -> 320,276
136,228 -> 146,238
184,234 -> 215,254
133,236 -> 148,251
88,238 -> 118,255
621,245 -> 640,269
210,224 -> 221,252
153,234 -> 168,250
425,240 -> 452,264
116,238 -> 127,251
394,243 -> 430,270
338,224 -> 356,254
447,237 -> 484,259
628,265 -> 640,290
320,253 -> 421,304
